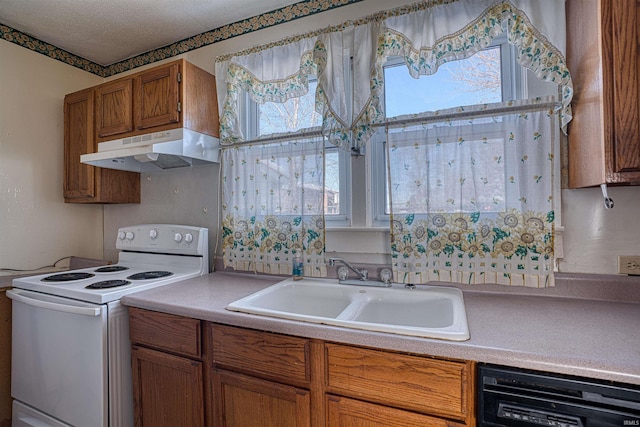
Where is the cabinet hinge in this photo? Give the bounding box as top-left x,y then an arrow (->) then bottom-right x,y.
177,101 -> 182,112
177,72 -> 182,83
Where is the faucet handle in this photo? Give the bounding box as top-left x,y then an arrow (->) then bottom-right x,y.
380,268 -> 392,285
337,266 -> 349,281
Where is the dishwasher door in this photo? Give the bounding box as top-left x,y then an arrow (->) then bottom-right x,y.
478,364 -> 640,427
8,289 -> 108,427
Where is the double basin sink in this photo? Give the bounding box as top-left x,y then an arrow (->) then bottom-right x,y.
226,277 -> 470,341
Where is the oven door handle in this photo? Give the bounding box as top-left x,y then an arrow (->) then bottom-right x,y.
6,289 -> 102,316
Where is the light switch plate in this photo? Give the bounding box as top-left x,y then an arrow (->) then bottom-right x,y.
618,255 -> 640,275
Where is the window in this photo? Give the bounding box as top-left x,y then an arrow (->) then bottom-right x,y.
243,79 -> 351,224
384,46 -> 504,116
370,37 -> 536,224
256,81 -> 322,135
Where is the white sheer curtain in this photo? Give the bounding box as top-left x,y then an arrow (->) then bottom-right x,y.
314,22 -> 383,149
387,99 -> 560,287
221,136 -> 326,276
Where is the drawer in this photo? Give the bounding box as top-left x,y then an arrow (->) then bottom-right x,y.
327,395 -> 467,427
209,324 -> 310,387
129,308 -> 201,358
326,343 -> 473,421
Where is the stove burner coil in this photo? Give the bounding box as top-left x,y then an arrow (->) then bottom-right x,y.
85,280 -> 132,289
94,266 -> 129,273
127,271 -> 174,280
42,272 -> 95,282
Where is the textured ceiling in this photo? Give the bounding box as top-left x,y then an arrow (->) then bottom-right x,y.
0,0 -> 301,65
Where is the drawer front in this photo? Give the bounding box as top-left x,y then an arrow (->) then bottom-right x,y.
129,308 -> 201,358
326,343 -> 472,421
327,395 -> 466,427
210,324 -> 310,387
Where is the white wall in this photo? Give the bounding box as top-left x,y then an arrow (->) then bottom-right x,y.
561,186 -> 640,274
0,40 -> 104,273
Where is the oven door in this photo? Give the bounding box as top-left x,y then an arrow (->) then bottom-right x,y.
8,289 -> 108,427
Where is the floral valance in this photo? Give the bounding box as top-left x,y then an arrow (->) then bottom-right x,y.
215,0 -> 573,149
215,35 -> 321,144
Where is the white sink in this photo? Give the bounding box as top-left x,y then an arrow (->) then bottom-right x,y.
226,277 -> 470,341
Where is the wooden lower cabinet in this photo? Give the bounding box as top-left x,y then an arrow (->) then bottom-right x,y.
129,310 -> 476,427
131,346 -> 204,427
128,308 -> 204,427
213,369 -> 311,426
326,395 -> 466,427
325,343 -> 474,423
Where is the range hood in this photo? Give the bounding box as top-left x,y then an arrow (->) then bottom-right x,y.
81,128 -> 220,172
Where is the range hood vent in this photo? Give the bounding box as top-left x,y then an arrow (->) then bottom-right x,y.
81,128 -> 220,172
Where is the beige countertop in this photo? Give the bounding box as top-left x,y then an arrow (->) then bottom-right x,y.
121,271 -> 640,386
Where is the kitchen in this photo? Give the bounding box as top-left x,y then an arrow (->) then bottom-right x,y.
1,0 -> 640,426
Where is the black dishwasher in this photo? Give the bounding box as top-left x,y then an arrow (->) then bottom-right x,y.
478,364 -> 640,426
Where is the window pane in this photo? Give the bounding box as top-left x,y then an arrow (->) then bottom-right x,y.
386,123 -> 507,215
324,147 -> 340,215
384,47 -> 502,117
258,81 -> 322,135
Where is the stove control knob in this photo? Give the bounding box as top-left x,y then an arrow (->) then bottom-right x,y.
125,231 -> 135,240
184,233 -> 194,243
174,233 -> 183,242
118,231 -> 126,240
149,229 -> 158,240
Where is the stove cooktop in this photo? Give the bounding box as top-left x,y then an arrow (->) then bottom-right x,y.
12,224 -> 209,304
13,261 -> 201,304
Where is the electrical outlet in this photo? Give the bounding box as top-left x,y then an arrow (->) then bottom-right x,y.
618,255 -> 640,275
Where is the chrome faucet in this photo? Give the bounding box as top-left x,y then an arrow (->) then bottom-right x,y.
328,258 -> 368,281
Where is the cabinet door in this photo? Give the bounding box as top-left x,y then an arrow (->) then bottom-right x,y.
327,395 -> 466,427
63,89 -> 95,199
95,79 -> 133,138
131,346 -> 204,427
213,370 -> 310,427
326,343 -> 473,422
136,63 -> 180,130
610,0 -> 640,177
567,0 -> 640,186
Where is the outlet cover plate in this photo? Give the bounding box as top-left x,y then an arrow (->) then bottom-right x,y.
618,255 -> 640,275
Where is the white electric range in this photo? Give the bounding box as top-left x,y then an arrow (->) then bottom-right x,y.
8,224 -> 209,427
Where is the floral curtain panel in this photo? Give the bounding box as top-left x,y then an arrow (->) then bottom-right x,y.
387,98 -> 559,287
314,22 -> 384,149
221,136 -> 327,277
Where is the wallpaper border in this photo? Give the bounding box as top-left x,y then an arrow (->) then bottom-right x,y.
0,0 -> 363,78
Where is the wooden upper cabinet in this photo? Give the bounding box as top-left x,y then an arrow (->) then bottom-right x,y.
567,0 -> 640,187
136,63 -> 180,130
95,59 -> 219,145
64,89 -> 140,204
64,89 -> 95,199
95,79 -> 134,138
